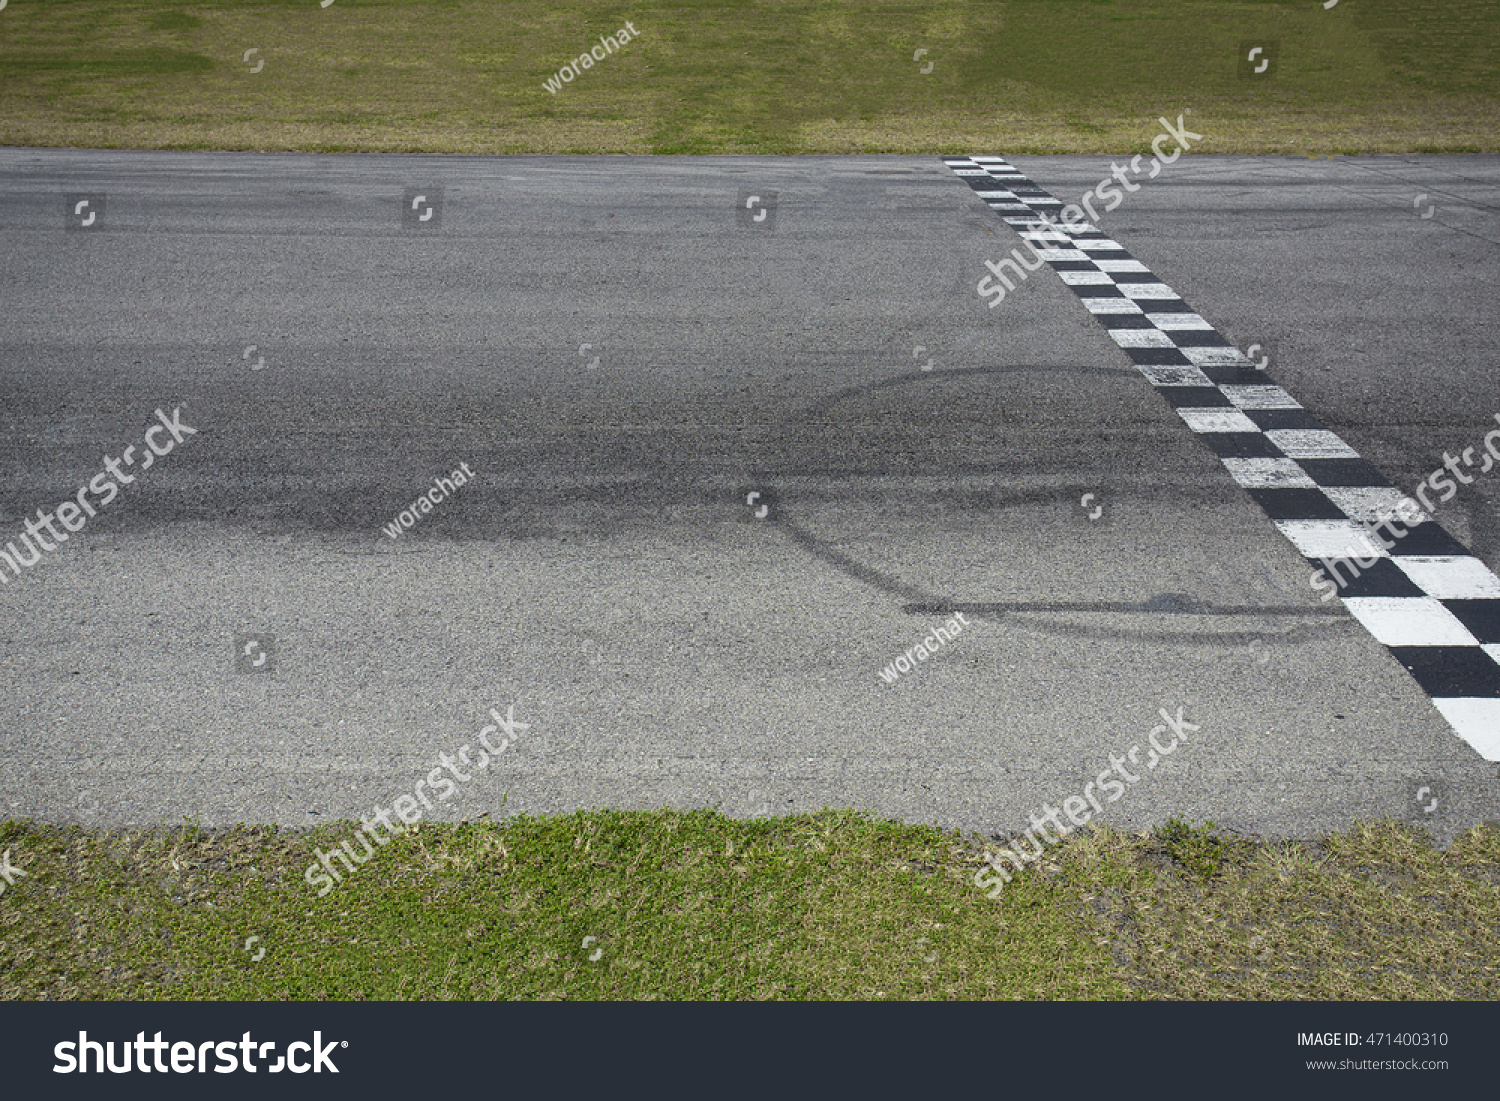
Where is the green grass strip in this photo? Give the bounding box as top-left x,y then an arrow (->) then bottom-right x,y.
2,812 -> 1496,1000
0,0 -> 1495,154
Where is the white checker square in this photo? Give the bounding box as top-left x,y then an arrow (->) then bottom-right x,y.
1094,259 -> 1149,272
1074,239 -> 1126,251
1181,346 -> 1254,367
1221,385 -> 1302,410
1036,249 -> 1088,261
1429,699 -> 1500,760
1221,458 -> 1317,489
1484,644 -> 1500,667
1273,519 -> 1390,560
1058,270 -> 1115,285
1264,429 -> 1360,459
1118,283 -> 1179,299
1109,329 -> 1176,348
973,190 -> 1018,199
1340,597 -> 1479,647
1321,487 -> 1428,526
1176,407 -> 1261,433
1082,298 -> 1143,314
1136,365 -> 1213,386
1392,556 -> 1500,599
1147,313 -> 1214,330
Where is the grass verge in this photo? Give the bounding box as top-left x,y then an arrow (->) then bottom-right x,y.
1,811 -> 1496,1000
0,0 -> 1495,155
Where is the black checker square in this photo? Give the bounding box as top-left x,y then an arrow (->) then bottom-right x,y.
1441,599 -> 1500,645
1200,365 -> 1275,386
1159,386 -> 1233,409
1199,432 -> 1285,459
1387,646 -> 1500,698
1124,346 -> 1194,366
1166,330 -> 1232,348
1068,281 -> 1122,297
1313,556 -> 1426,598
1387,522 -> 1472,557
1296,458 -> 1396,488
1247,487 -> 1346,521
1244,409 -> 1326,431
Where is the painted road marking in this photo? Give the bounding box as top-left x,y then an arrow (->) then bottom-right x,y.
945,155 -> 1500,760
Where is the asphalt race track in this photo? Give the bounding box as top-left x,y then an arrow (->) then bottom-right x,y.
2,148 -> 1498,843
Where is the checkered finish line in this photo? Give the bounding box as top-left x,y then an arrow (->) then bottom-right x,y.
945,154 -> 1500,761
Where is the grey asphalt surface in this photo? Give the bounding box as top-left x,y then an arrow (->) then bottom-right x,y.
1,149 -> 1497,844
